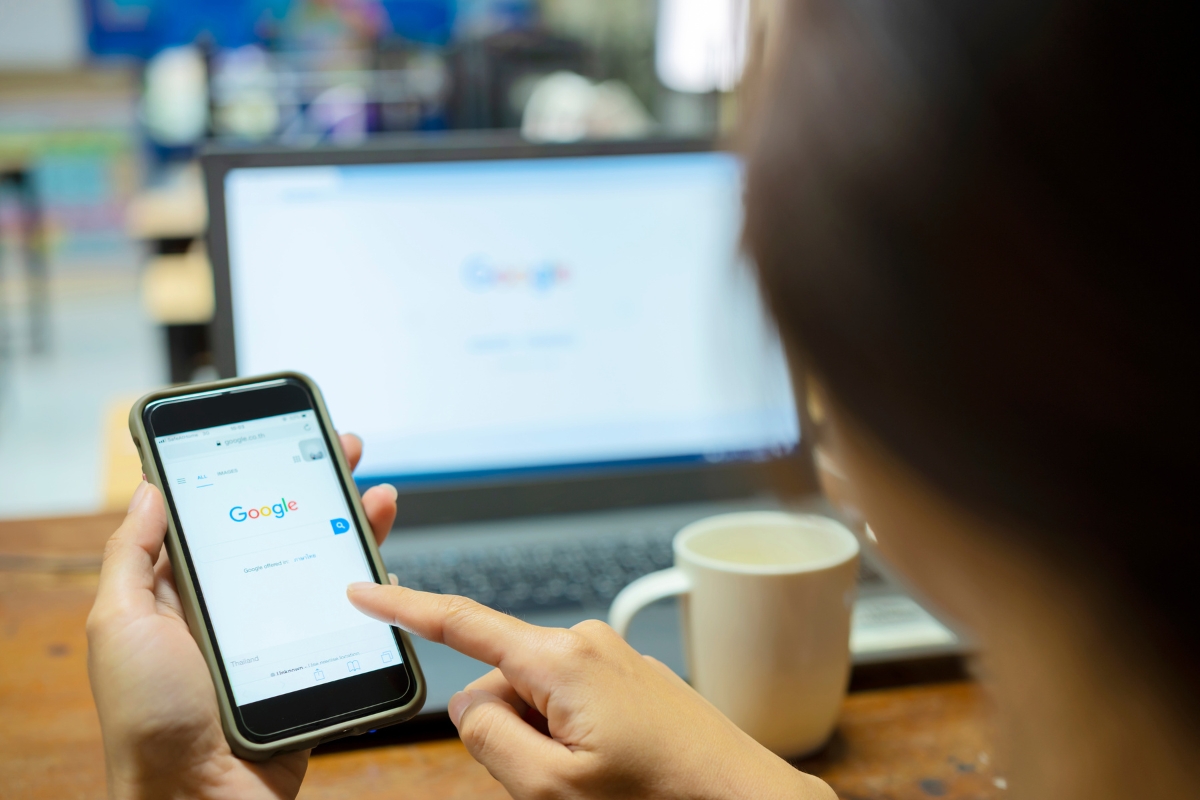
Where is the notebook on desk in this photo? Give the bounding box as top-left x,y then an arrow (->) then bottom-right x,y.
202,134 -> 966,715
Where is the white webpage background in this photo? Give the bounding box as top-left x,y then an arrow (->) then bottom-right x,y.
159,414 -> 399,705
226,154 -> 798,479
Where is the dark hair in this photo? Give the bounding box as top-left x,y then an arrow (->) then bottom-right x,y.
742,0 -> 1195,712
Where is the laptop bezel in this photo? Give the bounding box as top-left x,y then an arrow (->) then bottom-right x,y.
201,133 -> 817,528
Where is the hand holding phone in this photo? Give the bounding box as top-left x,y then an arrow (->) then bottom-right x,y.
123,375 -> 424,758
87,432 -> 400,797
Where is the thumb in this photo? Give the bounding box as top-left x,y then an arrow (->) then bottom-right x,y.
449,689 -> 572,794
92,482 -> 169,621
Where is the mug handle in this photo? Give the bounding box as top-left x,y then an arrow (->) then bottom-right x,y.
608,568 -> 692,639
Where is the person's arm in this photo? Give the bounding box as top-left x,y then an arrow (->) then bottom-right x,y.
89,429 -> 834,800
347,584 -> 836,800
87,434 -> 396,800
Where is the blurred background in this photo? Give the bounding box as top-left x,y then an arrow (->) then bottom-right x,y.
0,0 -> 748,519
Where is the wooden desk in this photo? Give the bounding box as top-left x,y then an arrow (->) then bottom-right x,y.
0,514 -> 1004,799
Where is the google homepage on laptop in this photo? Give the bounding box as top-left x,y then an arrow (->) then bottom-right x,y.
224,152 -> 799,484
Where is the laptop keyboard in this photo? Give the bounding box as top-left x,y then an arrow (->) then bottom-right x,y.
385,526 -> 886,614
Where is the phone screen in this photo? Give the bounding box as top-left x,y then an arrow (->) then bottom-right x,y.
146,379 -> 413,738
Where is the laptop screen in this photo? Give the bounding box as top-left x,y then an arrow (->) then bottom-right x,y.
223,150 -> 799,485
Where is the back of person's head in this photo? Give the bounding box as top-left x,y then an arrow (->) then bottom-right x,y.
740,0 -> 1195,719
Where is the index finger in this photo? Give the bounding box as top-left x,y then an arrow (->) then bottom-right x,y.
347,583 -> 540,669
339,433 -> 362,471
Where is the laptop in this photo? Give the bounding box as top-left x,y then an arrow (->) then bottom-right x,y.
202,134 -> 965,716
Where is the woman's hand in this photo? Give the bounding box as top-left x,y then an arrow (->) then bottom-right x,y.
347,585 -> 836,800
87,434 -> 398,800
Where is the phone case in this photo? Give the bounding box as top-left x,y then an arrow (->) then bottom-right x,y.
128,371 -> 426,760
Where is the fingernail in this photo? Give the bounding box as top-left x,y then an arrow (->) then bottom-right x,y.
448,691 -> 472,727
127,481 -> 149,513
347,581 -> 376,594
379,483 -> 398,501
388,573 -> 399,586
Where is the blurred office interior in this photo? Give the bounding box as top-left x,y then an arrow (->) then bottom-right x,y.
0,0 -> 747,518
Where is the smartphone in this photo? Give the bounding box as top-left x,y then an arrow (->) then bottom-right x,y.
130,372 -> 425,759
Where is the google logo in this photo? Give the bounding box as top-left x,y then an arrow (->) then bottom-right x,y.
462,257 -> 571,292
230,498 -> 298,522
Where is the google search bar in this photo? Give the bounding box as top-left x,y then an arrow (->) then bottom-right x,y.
158,422 -> 313,461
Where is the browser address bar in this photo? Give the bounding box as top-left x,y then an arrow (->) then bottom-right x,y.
158,422 -> 313,461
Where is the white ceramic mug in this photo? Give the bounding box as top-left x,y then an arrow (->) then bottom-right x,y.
609,512 -> 860,757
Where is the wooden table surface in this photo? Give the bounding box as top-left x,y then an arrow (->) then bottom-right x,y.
0,513 -> 1006,799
